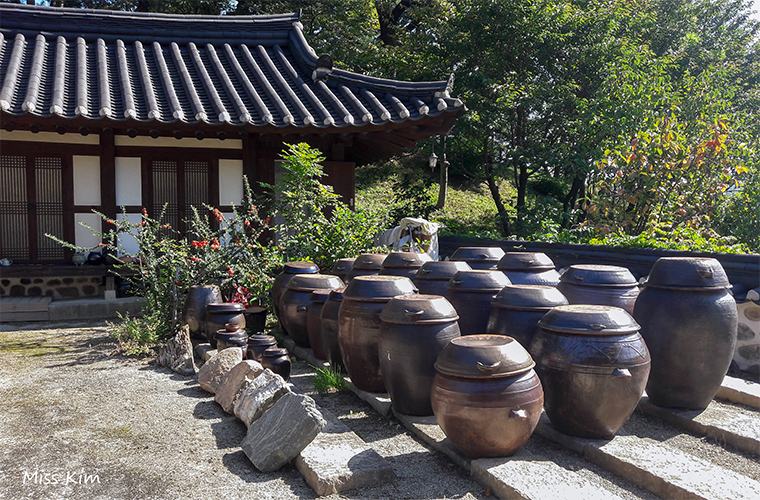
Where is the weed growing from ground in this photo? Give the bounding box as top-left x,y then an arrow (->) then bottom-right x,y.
313,363 -> 346,394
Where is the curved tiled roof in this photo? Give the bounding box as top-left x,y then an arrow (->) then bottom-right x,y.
0,3 -> 464,131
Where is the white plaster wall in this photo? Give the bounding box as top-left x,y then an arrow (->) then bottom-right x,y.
735,299 -> 760,372
115,157 -> 142,206
115,213 -> 142,256
0,130 -> 99,145
74,212 -> 102,254
219,159 -> 244,206
73,156 -> 101,205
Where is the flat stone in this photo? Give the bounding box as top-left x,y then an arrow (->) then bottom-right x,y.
242,391 -> 326,473
637,397 -> 760,456
392,411 -> 471,471
294,408 -> 395,496
156,325 -> 196,376
716,375 -> 760,410
472,449 -> 627,500
536,413 -> 760,500
234,369 -> 291,427
197,347 -> 243,394
195,343 -> 216,362
214,360 -> 264,414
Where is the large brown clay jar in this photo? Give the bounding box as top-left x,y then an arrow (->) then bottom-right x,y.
379,251 -> 433,279
330,258 -> 356,283
338,275 -> 417,392
271,261 -> 319,331
307,289 -> 330,360
321,288 -> 345,369
445,270 -> 511,335
379,294 -> 461,415
205,303 -> 246,348
413,261 -> 471,296
431,335 -> 543,458
633,257 -> 737,410
280,274 -> 343,348
530,305 -> 650,438
344,253 -> 387,283
487,285 -> 568,349
497,252 -> 561,286
449,246 -> 505,270
557,264 -> 640,314
182,285 -> 222,339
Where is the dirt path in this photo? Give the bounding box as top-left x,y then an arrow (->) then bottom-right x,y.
0,322 -> 485,500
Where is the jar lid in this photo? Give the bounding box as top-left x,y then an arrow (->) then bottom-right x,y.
434,334 -> 535,378
215,330 -> 247,341
248,334 -> 277,346
264,347 -> 288,357
352,253 -> 388,270
343,275 -> 417,301
328,287 -> 345,302
381,251 -> 433,269
491,285 -> 568,311
283,261 -> 319,274
447,270 -> 511,292
497,252 -> 555,271
644,257 -> 730,289
450,246 -> 506,264
380,294 -> 459,324
414,261 -> 472,281
330,258 -> 356,274
538,304 -> 640,335
559,264 -> 637,288
286,273 -> 344,292
206,302 -> 245,313
309,289 -> 331,303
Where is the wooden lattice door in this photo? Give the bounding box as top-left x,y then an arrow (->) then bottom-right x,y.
150,159 -> 211,236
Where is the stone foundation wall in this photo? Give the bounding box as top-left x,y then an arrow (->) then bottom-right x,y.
0,276 -> 104,299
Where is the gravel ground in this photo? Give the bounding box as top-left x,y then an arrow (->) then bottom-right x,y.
0,322 -> 485,500
1,321 -> 757,500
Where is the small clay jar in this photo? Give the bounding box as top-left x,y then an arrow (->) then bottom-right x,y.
262,347 -> 291,381
246,334 -> 277,362
214,323 -> 248,355
205,303 -> 246,348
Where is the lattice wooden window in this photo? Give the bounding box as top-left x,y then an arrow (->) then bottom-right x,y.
185,161 -> 210,217
0,156 -> 30,260
152,160 -> 179,235
35,157 -> 65,261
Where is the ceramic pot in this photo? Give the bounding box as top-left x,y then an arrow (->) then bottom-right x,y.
280,274 -> 343,347
215,323 -> 248,354
557,264 -> 639,314
246,334 -> 277,362
530,305 -> 650,438
379,251 -> 434,279
205,303 -> 246,348
338,275 -> 417,392
344,253 -> 387,283
449,246 -> 505,270
497,252 -> 561,286
321,287 -> 345,369
330,258 -> 356,283
271,261 -> 319,331
307,289 -> 331,360
244,305 -> 267,334
182,285 -> 222,339
445,270 -> 511,335
431,335 -> 543,458
487,285 -> 568,348
379,294 -> 461,415
413,261 -> 472,296
633,257 -> 737,410
262,347 -> 291,381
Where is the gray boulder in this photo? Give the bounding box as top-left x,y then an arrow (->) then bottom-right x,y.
242,392 -> 326,472
198,347 -> 243,394
214,360 -> 264,413
157,325 -> 196,376
234,369 -> 291,427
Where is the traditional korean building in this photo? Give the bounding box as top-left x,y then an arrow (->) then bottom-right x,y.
0,3 -> 464,266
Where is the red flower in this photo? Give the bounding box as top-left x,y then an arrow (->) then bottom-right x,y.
210,238 -> 220,250
228,268 -> 235,276
142,208 -> 148,216
189,257 -> 200,262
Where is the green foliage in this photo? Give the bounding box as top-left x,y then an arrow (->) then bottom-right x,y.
587,224 -> 748,254
312,363 -> 346,394
714,163 -> 760,251
107,312 -> 164,356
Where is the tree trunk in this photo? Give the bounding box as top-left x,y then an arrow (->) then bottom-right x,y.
483,137 -> 511,236
435,158 -> 448,209
514,106 -> 528,218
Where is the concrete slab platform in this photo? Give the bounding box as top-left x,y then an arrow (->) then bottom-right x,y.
393,412 -> 471,471
535,414 -> 760,500
472,451 -> 627,500
637,396 -> 760,456
283,337 -> 393,417
48,296 -> 144,321
294,408 -> 396,496
717,376 -> 760,410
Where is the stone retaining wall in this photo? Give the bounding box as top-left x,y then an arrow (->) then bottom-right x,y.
0,276 -> 104,299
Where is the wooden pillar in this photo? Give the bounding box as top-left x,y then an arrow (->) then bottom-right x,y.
100,128 -> 116,221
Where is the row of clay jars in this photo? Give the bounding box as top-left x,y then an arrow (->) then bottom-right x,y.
280,273 -> 344,347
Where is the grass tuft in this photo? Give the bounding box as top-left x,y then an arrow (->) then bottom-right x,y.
313,363 -> 346,394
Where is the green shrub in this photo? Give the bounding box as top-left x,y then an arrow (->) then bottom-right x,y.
313,363 -> 346,393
